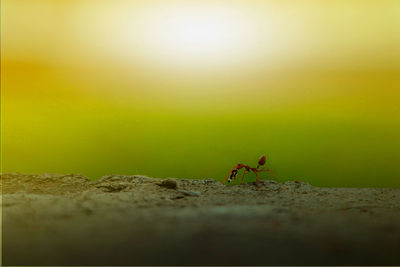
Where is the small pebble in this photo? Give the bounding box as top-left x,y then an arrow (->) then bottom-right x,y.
158,179 -> 178,190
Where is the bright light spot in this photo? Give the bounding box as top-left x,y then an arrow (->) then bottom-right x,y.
73,2 -> 276,72
134,5 -> 261,68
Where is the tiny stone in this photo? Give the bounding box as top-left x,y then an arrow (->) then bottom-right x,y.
158,179 -> 178,190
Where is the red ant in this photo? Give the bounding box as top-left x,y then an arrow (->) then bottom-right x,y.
222,154 -> 282,190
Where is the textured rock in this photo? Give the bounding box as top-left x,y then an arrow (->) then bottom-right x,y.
177,189 -> 201,197
1,173 -> 400,266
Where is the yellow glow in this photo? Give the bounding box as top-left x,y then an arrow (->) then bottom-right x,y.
69,1 -> 268,72
135,5 -> 259,68
2,0 -> 400,187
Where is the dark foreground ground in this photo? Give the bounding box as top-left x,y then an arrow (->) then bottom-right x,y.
2,173 -> 400,266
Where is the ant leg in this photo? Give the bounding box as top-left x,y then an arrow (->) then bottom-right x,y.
240,170 -> 249,185
222,166 -> 236,184
257,169 -> 287,190
254,172 -> 259,191
269,169 -> 282,184
257,168 -> 282,184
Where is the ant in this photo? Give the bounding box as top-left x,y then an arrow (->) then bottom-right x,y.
222,154 -> 282,190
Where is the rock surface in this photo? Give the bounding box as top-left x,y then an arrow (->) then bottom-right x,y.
1,173 -> 400,265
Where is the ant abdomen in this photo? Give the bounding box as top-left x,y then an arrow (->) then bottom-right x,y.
257,154 -> 266,167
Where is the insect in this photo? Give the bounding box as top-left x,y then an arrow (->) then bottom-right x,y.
222,154 -> 282,190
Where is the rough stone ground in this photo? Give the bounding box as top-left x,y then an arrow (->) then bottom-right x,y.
2,173 -> 400,266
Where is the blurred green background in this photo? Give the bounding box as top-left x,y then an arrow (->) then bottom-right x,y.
3,88 -> 400,187
2,0 -> 400,187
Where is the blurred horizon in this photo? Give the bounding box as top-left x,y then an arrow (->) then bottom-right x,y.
1,0 -> 400,187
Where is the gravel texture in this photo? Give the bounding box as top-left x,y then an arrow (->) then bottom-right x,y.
2,173 -> 400,265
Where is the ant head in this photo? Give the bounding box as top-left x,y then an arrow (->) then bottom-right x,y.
228,168 -> 239,183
